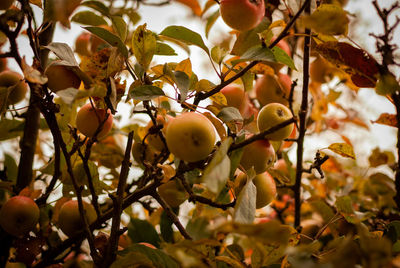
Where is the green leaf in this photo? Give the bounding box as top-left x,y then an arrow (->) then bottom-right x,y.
217,107 -> 243,123
174,71 -> 190,102
128,219 -> 161,248
81,1 -> 110,16
272,46 -> 297,70
211,45 -> 228,65
43,43 -> 78,66
129,84 -> 165,101
84,26 -> 128,58
205,10 -> 219,38
234,170 -> 256,224
111,16 -> 127,42
71,11 -> 108,26
111,251 -> 153,268
132,24 -> 157,70
0,119 -> 23,141
119,244 -> 180,268
4,153 -> 18,182
202,138 -> 233,195
186,216 -> 212,240
335,195 -> 354,214
155,42 -> 177,56
239,46 -> 275,62
160,25 -> 209,55
160,210 -> 174,243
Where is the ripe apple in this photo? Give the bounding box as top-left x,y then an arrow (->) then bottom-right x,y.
75,32 -> 91,56
253,172 -> 277,208
0,196 -> 40,237
240,138 -> 275,174
76,103 -> 113,138
255,73 -> 291,106
58,200 -> 97,237
157,179 -> 189,208
0,0 -> 14,10
0,70 -> 28,105
45,64 -> 81,92
165,112 -> 216,163
217,85 -> 246,112
257,103 -> 294,141
220,0 -> 265,31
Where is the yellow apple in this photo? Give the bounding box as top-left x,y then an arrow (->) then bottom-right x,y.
240,138 -> 275,174
257,103 -> 294,141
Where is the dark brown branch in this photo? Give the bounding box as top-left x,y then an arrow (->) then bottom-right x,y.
103,131 -> 134,266
294,0 -> 311,229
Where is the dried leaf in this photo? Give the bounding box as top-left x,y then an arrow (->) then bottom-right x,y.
327,143 -> 355,159
372,113 -> 397,127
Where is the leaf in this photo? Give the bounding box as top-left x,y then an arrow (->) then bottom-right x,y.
205,10 -> 219,38
174,71 -> 190,102
81,1 -> 110,16
211,45 -> 228,65
4,153 -> 18,182
111,16 -> 128,42
217,107 -> 243,123
128,219 -> 161,248
160,25 -> 209,55
29,0 -> 42,8
175,0 -> 202,16
327,142 -> 355,159
111,251 -> 153,268
202,138 -> 233,195
43,42 -> 78,66
376,71 -> 400,96
239,46 -> 275,62
186,216 -> 212,240
371,113 -> 397,127
215,256 -> 245,268
271,46 -> 296,70
117,244 -> 179,268
155,42 -> 177,56
300,4 -> 349,35
368,147 -> 395,168
21,57 -> 48,85
160,210 -> 174,243
132,24 -> 156,69
71,11 -> 108,26
0,119 -> 24,141
315,41 -> 379,88
129,84 -> 165,101
84,26 -> 128,58
234,170 -> 256,224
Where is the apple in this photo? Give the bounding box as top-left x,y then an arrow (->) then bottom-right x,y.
165,112 -> 216,162
257,103 -> 294,141
76,103 -> 113,138
217,84 -> 247,113
0,70 -> 28,105
75,32 -> 91,56
240,138 -> 275,174
0,196 -> 40,237
0,0 -> 14,10
157,179 -> 189,208
220,0 -> 265,31
253,172 -> 277,208
45,64 -> 81,92
255,73 -> 291,106
145,115 -> 167,152
58,200 -> 97,237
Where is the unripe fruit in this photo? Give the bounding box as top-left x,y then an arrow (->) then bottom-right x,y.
58,200 -> 96,237
76,103 -> 113,138
0,0 -> 14,10
165,112 -> 216,163
255,73 -> 291,106
240,139 -> 275,174
0,196 -> 40,237
220,0 -> 265,32
257,103 -> 294,141
45,64 -> 81,92
253,172 -> 276,208
0,70 -> 28,105
158,179 -> 189,208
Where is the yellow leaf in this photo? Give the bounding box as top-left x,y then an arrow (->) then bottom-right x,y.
132,24 -> 157,70
174,0 -> 202,16
210,92 -> 227,106
175,58 -> 192,77
301,4 -> 349,35
327,143 -> 355,159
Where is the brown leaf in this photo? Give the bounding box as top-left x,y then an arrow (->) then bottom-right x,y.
371,113 -> 397,127
315,42 -> 379,88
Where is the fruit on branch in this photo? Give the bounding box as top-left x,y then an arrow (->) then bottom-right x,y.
75,32 -> 92,56
0,0 -> 14,10
0,70 -> 28,105
255,73 -> 291,106
157,179 -> 189,208
257,103 -> 294,141
145,115 -> 167,152
76,103 -> 113,138
45,64 -> 81,92
58,200 -> 97,237
0,196 -> 40,237
253,172 -> 277,208
217,84 -> 247,112
220,0 -> 265,31
165,112 -> 216,162
240,139 -> 275,174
